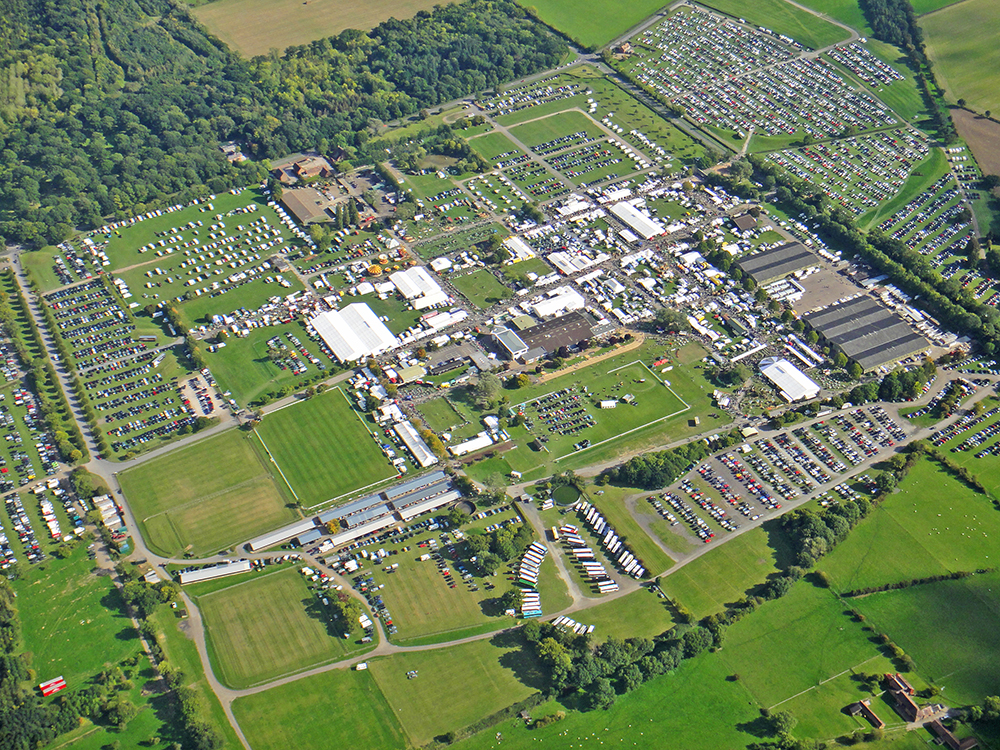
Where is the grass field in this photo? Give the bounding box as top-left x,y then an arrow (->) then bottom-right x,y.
450,269 -> 512,309
515,0 -> 666,49
821,460 -> 1000,592
195,0 -> 450,57
369,638 -> 543,746
853,570 -> 1000,704
119,429 -> 297,556
233,668 -> 406,750
699,0 -> 850,49
790,0 -> 871,35
573,588 -> 673,640
22,247 -> 71,293
660,526 -> 785,619
255,389 -> 397,507
923,0 -> 1000,114
199,567 -> 366,688
584,485 -> 675,575
508,111 -> 605,149
468,131 -> 527,162
418,395 -> 468,433
16,549 -> 140,688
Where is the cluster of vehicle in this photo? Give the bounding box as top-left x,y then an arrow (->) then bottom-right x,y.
678,478 -> 736,531
909,379 -> 976,420
793,427 -> 847,473
529,389 -> 594,436
812,421 -> 862,465
720,452 -> 784,509
348,573 -> 384,639
774,433 -> 831,485
696,464 -> 759,521
833,413 -> 880,457
549,143 -> 625,184
757,439 -> 814,491
4,493 -> 42,563
869,406 -> 906,443
932,406 -> 1000,446
657,491 -> 714,542
185,378 -> 216,415
51,242 -> 94,286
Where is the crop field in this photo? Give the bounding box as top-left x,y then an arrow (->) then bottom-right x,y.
821,460 -> 1000,592
699,0 -> 850,49
119,429 -> 297,556
853,571 -> 1000,704
584,485 -> 675,575
233,668 -> 405,750
923,0 -> 1000,114
659,527 -> 784,619
15,548 -> 140,688
195,0 -> 448,57
369,638 -> 543,746
953,108 -> 1000,177
254,388 -> 397,507
515,0 -> 666,49
201,319 -> 336,407
199,567 -> 366,688
450,268 -> 512,309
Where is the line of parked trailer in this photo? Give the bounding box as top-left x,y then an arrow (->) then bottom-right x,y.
552,616 -> 595,635
575,500 -> 646,579
557,524 -> 620,592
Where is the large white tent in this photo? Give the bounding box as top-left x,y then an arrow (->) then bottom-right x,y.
310,303 -> 398,362
609,201 -> 665,240
390,266 -> 448,310
759,357 -> 820,402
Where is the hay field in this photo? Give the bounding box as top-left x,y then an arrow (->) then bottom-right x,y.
923,0 -> 1000,114
119,429 -> 297,556
254,388 -> 396,506
194,0 -> 452,57
199,567 -> 365,688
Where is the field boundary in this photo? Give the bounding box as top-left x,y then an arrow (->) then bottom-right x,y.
253,429 -> 300,502
767,654 -> 882,710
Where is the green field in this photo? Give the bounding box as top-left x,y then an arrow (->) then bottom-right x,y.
450,268 -> 512,309
859,148 -> 950,228
468,131 -> 527,162
119,429 -> 297,556
923,0 -> 1000,114
584,485 -> 675,575
700,0 -> 850,49
418,395 -> 468,433
789,0 -> 871,35
201,319 -> 337,406
514,0 -> 666,49
22,247 -> 75,293
199,567 -> 367,688
660,527 -> 785,619
821,460 -> 1000,592
508,111 -> 605,149
195,0 -> 449,56
369,638 -> 543,746
233,668 -> 405,750
853,571 -> 1000,704
16,549 -> 140,688
254,389 -> 397,506
574,588 -> 674,640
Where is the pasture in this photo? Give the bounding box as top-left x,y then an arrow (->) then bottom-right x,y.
573,588 -> 673,640
232,669 -> 405,750
853,571 -> 1000,704
195,0 -> 451,57
821,460 -> 1000,592
119,429 -> 297,556
199,567 -> 366,688
368,638 -> 543,746
659,526 -> 784,619
515,0 -> 667,49
254,388 -> 397,507
450,269 -> 512,309
699,0 -> 850,49
923,0 -> 1000,114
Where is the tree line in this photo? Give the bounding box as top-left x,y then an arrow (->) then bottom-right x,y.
0,0 -> 565,247
840,567 -> 994,598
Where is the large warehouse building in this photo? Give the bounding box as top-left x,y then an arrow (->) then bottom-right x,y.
759,356 -> 821,402
310,303 -> 398,362
610,201 -> 666,240
736,242 -> 818,285
803,296 -> 928,372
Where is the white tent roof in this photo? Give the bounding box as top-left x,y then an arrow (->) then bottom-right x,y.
311,303 -> 398,362
759,357 -> 820,402
610,202 -> 665,240
390,266 -> 440,300
530,286 -> 586,318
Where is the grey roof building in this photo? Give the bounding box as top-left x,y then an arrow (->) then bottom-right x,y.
736,241 -> 818,284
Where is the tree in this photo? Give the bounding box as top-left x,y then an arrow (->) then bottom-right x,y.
681,626 -> 712,657
654,307 -> 690,332
848,361 -> 863,380
770,710 -> 798,736
498,587 -> 523,610
585,678 -> 616,710
833,351 -> 848,369
472,372 -> 502,409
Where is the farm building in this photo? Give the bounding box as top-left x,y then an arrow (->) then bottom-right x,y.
609,201 -> 665,239
735,242 -> 818,284
732,213 -> 758,231
519,311 -> 596,355
492,327 -> 529,360
281,188 -> 336,224
803,295 -> 928,372
759,357 -> 820,402
310,304 -> 398,362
